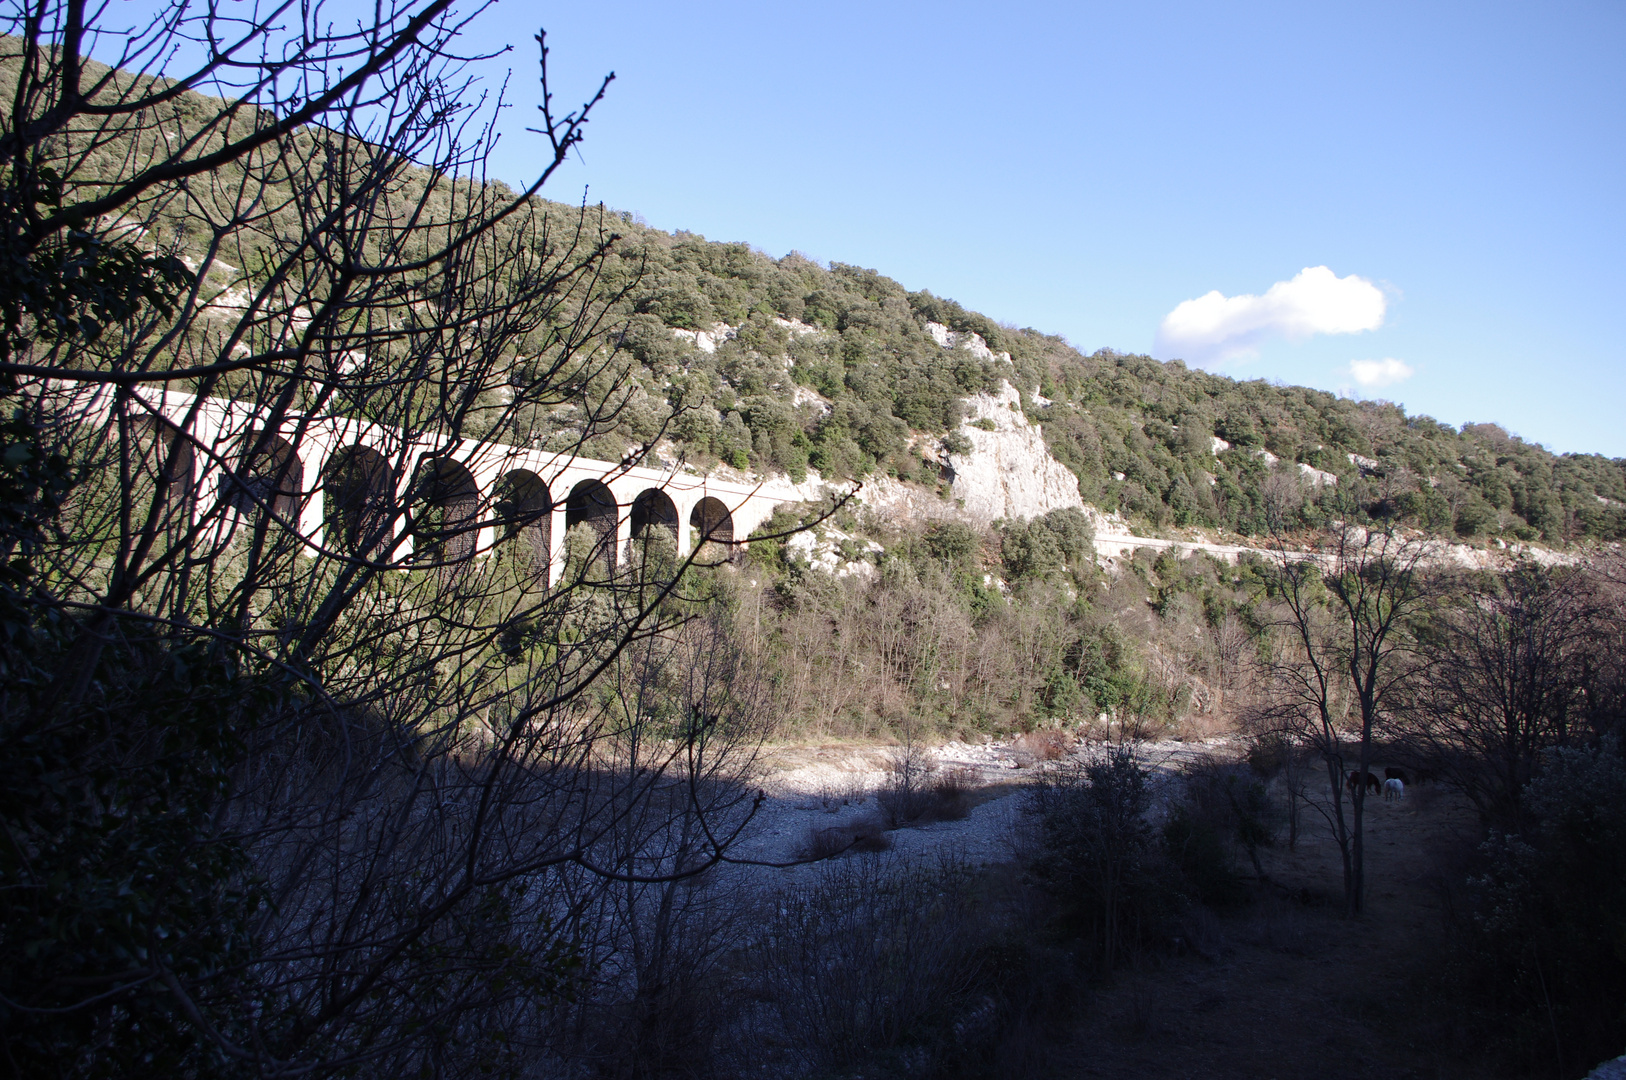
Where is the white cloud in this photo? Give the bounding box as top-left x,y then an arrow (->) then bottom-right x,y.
1348,357 -> 1414,389
1155,266 -> 1387,366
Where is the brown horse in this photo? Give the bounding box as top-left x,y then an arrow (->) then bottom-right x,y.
1347,771 -> 1381,796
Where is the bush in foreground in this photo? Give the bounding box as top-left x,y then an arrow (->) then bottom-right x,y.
1446,737 -> 1626,1078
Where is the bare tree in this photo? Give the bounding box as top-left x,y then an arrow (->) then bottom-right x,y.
0,4 -> 823,1076
1406,560 -> 1607,827
1251,521 -> 1429,915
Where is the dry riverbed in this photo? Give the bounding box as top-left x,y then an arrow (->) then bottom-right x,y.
723,737 -> 1499,1079
725,737 -> 1231,885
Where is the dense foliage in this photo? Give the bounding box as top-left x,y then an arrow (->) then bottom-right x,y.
1447,738 -> 1626,1077
567,220 -> 1626,545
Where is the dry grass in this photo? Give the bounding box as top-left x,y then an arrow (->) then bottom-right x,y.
1064,785 -> 1495,1080
877,757 -> 981,827
1170,708 -> 1239,742
1013,729 -> 1075,763
799,817 -> 892,860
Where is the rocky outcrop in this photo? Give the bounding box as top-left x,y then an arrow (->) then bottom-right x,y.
841,380 -> 1088,529
850,473 -> 956,527
660,318 -> 1088,531
923,321 -> 1009,364
947,381 -> 1085,524
784,526 -> 882,578
1298,462 -> 1338,488
669,321 -> 738,354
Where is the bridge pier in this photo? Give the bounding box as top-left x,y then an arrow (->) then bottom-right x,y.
675,512 -> 692,559
615,509 -> 634,569
548,504 -> 569,588
297,440 -> 331,550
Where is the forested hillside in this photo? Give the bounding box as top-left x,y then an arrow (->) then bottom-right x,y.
16,42 -> 1619,546
564,214 -> 1626,544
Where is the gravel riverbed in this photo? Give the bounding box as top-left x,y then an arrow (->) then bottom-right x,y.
718,736 -> 1237,888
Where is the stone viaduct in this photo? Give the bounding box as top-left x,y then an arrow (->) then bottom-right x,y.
126,387 -> 807,584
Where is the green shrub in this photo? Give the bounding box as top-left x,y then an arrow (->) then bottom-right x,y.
1028,747 -> 1175,969
1446,737 -> 1626,1078
1163,807 -> 1248,909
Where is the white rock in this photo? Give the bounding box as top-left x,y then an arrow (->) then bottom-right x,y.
1298,462 -> 1338,488
791,384 -> 832,415
923,321 -> 1007,365
856,474 -> 953,526
670,321 -> 738,354
785,526 -> 879,578
949,381 -> 1085,523
773,317 -> 823,337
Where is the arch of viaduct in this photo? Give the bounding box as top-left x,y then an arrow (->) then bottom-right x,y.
126,387 -> 803,586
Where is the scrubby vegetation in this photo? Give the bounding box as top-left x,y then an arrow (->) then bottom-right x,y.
504,218 -> 1626,544
5,4 -> 1625,1078
730,506 -> 1262,739
1442,738 -> 1626,1076
498,210 -> 1624,545
8,40 -> 1622,548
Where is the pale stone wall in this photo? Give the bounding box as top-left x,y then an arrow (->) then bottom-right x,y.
121,386 -> 807,586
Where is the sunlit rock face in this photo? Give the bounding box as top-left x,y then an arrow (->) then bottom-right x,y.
948,381 -> 1084,524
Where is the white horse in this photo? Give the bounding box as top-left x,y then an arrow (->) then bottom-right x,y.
1383,777 -> 1405,801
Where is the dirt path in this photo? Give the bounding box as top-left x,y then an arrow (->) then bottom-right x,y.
1059,782 -> 1487,1080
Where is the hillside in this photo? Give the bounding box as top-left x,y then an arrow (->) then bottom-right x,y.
560,215 -> 1626,545
6,41 -> 1621,546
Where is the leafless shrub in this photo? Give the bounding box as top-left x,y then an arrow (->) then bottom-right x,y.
800,825 -> 850,862
749,855 -> 987,1073
876,784 -> 933,828
876,745 -> 936,827
876,753 -> 980,827
846,819 -> 895,853
1403,560 -> 1617,828
929,765 -> 978,821
799,817 -> 892,860
1014,728 -> 1073,762
813,772 -> 873,811
562,878 -> 744,1079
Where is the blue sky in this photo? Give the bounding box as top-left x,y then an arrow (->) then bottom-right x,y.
112,0 -> 1615,456
451,1 -> 1624,456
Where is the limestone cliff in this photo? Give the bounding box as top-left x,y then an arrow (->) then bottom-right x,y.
947,381 -> 1085,523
